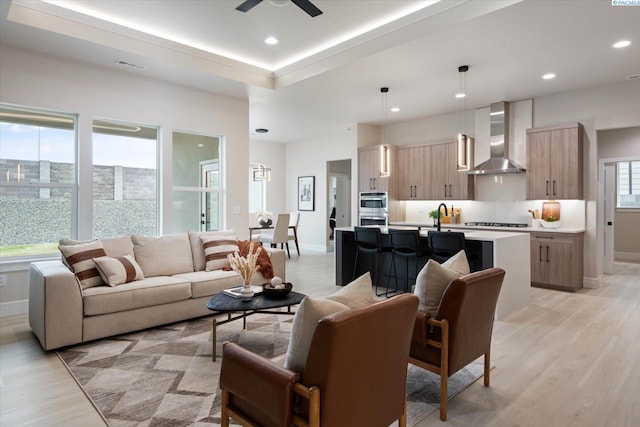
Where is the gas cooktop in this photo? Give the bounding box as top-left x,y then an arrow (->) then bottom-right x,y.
465,222 -> 528,228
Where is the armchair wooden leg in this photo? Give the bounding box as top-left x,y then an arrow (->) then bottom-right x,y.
484,350 -> 491,387
440,372 -> 448,421
399,396 -> 407,427
221,390 -> 230,427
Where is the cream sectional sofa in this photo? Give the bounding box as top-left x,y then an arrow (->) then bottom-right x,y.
28,231 -> 285,350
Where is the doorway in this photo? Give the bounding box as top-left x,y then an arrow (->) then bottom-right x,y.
327,160 -> 352,250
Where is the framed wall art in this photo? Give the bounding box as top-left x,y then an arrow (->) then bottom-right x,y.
298,176 -> 315,211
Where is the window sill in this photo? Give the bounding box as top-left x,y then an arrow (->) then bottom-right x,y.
0,254 -> 61,272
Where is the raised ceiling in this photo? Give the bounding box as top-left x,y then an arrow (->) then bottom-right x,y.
1,0 -> 639,143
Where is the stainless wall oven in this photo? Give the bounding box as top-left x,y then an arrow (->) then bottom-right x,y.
359,192 -> 388,226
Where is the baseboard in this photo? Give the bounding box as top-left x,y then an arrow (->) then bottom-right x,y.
583,277 -> 599,289
615,252 -> 640,262
0,299 -> 28,317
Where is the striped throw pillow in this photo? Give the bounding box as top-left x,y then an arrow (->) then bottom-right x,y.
59,241 -> 107,289
93,255 -> 145,286
200,235 -> 238,271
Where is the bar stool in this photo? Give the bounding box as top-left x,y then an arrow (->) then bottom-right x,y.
352,226 -> 391,295
387,229 -> 429,297
427,231 -> 466,264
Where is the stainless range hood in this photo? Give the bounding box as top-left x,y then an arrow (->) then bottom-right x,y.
466,101 -> 525,175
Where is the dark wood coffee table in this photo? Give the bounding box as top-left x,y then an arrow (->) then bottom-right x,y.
207,290 -> 306,360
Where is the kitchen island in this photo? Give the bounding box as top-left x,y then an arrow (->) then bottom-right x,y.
335,226 -> 530,320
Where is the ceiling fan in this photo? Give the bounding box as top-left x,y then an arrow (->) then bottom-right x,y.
236,0 -> 323,17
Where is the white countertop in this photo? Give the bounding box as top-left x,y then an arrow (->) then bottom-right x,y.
388,221 -> 585,234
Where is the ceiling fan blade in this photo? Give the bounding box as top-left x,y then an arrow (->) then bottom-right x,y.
236,0 -> 263,13
291,0 -> 323,17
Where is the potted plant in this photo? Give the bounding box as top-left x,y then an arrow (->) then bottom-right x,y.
428,209 -> 439,226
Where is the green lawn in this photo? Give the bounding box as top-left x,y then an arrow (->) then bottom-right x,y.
0,243 -> 59,257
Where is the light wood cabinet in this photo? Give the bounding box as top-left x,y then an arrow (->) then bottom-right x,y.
430,142 -> 474,200
396,145 -> 429,199
530,232 -> 583,292
526,123 -> 583,200
396,141 -> 474,201
358,146 -> 389,193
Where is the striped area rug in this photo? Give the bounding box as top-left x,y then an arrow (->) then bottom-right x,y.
58,314 -> 484,426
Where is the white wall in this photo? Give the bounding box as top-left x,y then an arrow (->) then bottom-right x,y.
285,127 -> 358,252
0,45 -> 250,312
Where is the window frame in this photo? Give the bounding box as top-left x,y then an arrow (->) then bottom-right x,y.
616,159 -> 640,211
0,103 -> 78,261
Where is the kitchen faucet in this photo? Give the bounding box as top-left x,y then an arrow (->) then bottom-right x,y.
436,203 -> 448,232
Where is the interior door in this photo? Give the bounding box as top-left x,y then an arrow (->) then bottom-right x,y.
201,161 -> 219,231
603,163 -> 615,273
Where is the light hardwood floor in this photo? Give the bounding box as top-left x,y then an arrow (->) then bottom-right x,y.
1,254 -> 639,426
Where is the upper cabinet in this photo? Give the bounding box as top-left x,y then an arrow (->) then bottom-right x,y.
430,142 -> 474,200
358,145 -> 393,194
397,145 -> 429,200
396,141 -> 474,201
526,123 -> 583,200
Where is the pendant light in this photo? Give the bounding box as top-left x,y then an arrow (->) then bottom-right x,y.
380,87 -> 390,177
456,65 -> 474,171
252,163 -> 271,182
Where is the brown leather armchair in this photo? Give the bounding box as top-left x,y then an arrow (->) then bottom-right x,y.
219,293 -> 419,427
409,267 -> 505,421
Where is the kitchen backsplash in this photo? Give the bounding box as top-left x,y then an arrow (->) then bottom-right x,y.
404,173 -> 586,229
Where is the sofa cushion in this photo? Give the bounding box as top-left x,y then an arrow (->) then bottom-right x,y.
188,230 -> 237,271
413,250 -> 469,316
174,270 -> 244,298
82,276 -> 192,316
60,236 -> 134,260
132,233 -> 194,277
326,272 -> 375,308
93,255 -> 144,286
284,296 -> 350,373
200,235 -> 238,271
59,241 -> 107,289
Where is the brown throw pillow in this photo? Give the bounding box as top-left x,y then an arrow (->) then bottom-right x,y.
93,255 -> 144,286
200,235 -> 239,271
59,241 -> 107,289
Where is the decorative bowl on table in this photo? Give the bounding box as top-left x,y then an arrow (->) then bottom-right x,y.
262,282 -> 293,298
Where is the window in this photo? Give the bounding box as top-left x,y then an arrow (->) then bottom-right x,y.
0,105 -> 76,257
172,131 -> 223,232
617,160 -> 640,208
92,119 -> 158,238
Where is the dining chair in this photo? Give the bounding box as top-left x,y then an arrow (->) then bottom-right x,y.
254,213 -> 291,258
287,212 -> 300,256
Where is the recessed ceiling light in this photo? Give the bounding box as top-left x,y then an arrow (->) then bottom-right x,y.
255,128 -> 269,133
455,93 -> 466,99
613,40 -> 631,48
264,36 -> 278,45
390,107 -> 400,112
542,73 -> 556,80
